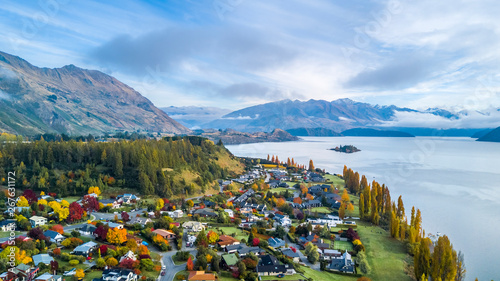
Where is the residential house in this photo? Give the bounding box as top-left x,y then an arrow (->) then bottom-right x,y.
128,216 -> 152,226
302,199 -> 322,208
183,221 -> 205,232
78,224 -> 97,236
273,214 -> 291,226
308,185 -> 325,196
106,222 -> 124,229
233,189 -> 255,205
221,253 -> 239,269
167,210 -> 184,218
43,230 -> 65,244
280,248 -> 300,263
187,271 -> 217,281
29,216 -> 47,228
322,249 -> 342,261
96,269 -> 138,281
34,273 -> 62,281
32,254 -> 54,266
298,233 -> 320,248
268,237 -> 285,248
119,250 -> 137,263
193,208 -> 217,218
239,246 -> 264,257
328,251 -> 355,274
1,264 -> 39,281
256,255 -> 296,276
241,202 -> 267,212
117,194 -> 141,204
100,198 -> 121,209
217,235 -> 240,248
0,219 -> 16,232
203,200 -> 216,208
224,243 -> 246,254
72,241 -> 98,257
223,209 -> 234,218
126,234 -> 143,246
152,229 -> 176,240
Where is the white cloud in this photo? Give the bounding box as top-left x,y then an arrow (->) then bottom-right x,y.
379,110 -> 500,129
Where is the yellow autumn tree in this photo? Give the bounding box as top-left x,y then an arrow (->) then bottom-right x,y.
75,268 -> 85,279
61,200 -> 70,208
156,198 -> 164,211
0,246 -> 32,265
16,196 -> 29,207
341,189 -> 350,204
38,199 -> 48,205
107,227 -> 127,245
40,191 -> 45,196
88,186 -> 101,196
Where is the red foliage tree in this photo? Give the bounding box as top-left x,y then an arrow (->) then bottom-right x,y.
252,238 -> 260,246
120,258 -> 140,269
50,225 -> 64,234
50,260 -> 58,273
68,202 -> 84,222
28,227 -> 46,240
52,248 -> 61,256
82,195 -> 99,213
99,244 -> 108,256
22,189 -> 38,205
186,256 -> 194,271
121,211 -> 130,222
94,225 -> 109,241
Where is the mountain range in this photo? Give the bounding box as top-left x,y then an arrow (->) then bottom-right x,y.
0,51 -> 189,135
172,99 -> 494,136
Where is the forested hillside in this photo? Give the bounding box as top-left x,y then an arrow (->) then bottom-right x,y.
0,136 -> 243,197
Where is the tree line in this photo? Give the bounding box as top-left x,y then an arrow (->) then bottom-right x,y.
0,136 -> 233,198
343,165 -> 465,281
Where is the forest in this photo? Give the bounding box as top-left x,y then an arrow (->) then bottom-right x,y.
0,135 -> 242,198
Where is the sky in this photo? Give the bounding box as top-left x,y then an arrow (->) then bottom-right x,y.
0,0 -> 499,113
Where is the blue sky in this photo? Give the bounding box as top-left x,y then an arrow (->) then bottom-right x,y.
1,0 -> 499,112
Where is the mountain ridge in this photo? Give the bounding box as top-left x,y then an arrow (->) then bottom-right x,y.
0,51 -> 190,135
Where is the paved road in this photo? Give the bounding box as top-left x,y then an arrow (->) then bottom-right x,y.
158,230 -> 197,281
284,233 -> 320,270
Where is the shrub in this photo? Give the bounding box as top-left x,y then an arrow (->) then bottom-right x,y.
69,260 -> 79,266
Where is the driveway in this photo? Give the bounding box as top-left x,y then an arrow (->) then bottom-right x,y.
284,234 -> 320,270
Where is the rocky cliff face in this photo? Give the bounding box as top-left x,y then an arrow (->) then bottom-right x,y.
0,51 -> 190,135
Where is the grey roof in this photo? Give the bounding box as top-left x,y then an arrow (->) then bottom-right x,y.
73,241 -> 98,253
281,248 -> 300,258
239,246 -> 262,255
32,254 -> 54,265
329,251 -> 355,273
43,230 -> 62,240
79,224 -> 97,232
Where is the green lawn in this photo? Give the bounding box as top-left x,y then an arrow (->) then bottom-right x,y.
261,274 -> 303,280
269,187 -> 295,194
309,207 -> 332,213
62,196 -> 81,203
301,266 -> 358,281
213,225 -> 249,241
323,174 -> 345,187
357,221 -> 413,281
333,240 -> 353,251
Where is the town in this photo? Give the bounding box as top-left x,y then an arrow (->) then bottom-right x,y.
0,160 -> 375,281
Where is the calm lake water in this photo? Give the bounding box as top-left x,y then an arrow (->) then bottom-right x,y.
227,137 -> 500,281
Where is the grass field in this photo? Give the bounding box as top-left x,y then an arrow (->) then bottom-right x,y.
172,253 -> 193,265
324,174 -> 345,187
357,221 -> 414,281
309,206 -> 332,213
212,225 -> 249,241
333,240 -> 354,251
269,187 -> 295,195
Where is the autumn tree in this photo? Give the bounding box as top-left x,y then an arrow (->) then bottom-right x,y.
308,159 -> 315,171
430,235 -> 457,281
207,231 -> 219,244
82,195 -> 99,214
69,202 -> 84,222
414,238 -> 432,279
16,196 -> 29,207
186,256 -> 194,271
88,186 -> 101,196
293,197 -> 302,204
75,268 -> 85,280
107,227 -> 127,245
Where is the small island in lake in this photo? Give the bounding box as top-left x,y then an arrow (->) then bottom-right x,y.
330,145 -> 360,153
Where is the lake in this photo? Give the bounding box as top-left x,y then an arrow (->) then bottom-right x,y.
226,136 -> 500,281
